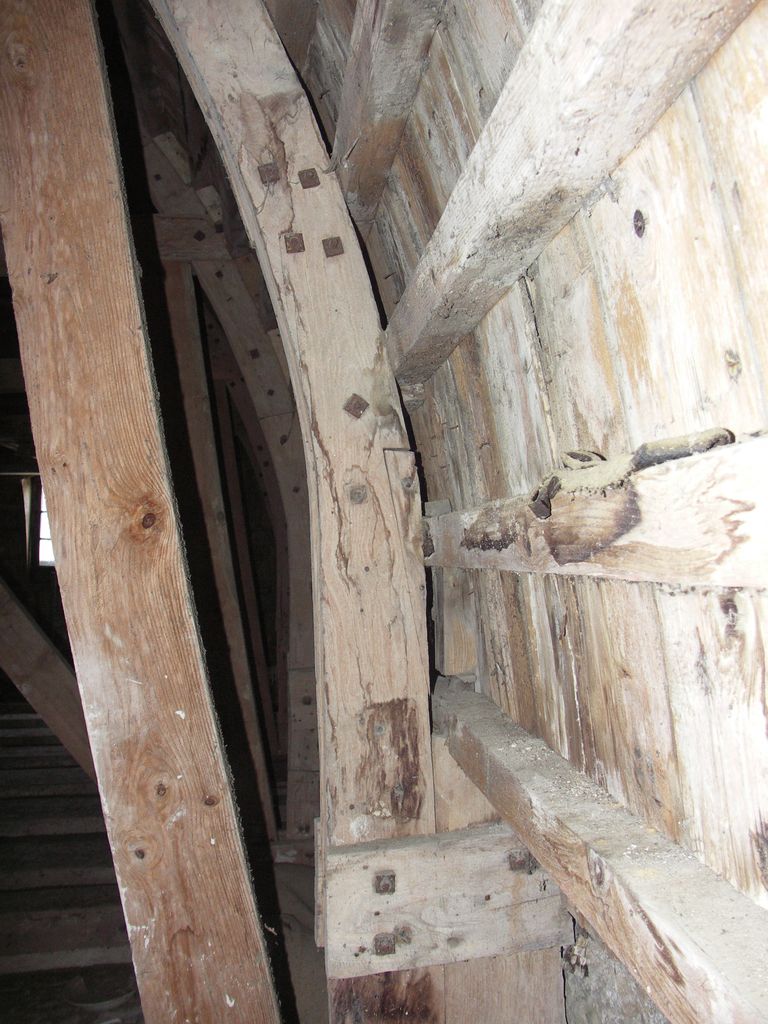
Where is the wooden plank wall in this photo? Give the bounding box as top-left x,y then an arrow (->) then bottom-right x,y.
303,0 -> 768,921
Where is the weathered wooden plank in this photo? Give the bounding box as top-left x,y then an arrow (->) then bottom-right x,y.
325,823 -> 569,978
211,376 -> 280,760
154,214 -> 230,260
164,261 -> 278,830
425,433 -> 768,588
385,0 -> 756,387
148,2 -> 441,1015
433,678 -> 768,1024
0,2 -> 280,1019
0,576 -> 94,778
332,0 -> 445,233
149,0 -> 436,870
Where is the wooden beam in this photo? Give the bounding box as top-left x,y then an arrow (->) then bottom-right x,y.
154,214 -> 230,260
325,823 -> 569,979
0,576 -> 94,779
385,0 -> 756,387
211,376 -> 279,759
264,0 -> 318,73
0,2 -> 280,1019
424,433 -> 768,588
332,0 -> 445,234
433,678 -> 768,1024
150,1 -> 441,1016
163,261 -> 278,833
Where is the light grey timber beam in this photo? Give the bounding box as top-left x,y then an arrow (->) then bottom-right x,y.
332,0 -> 445,235
386,0 -> 757,388
433,678 -> 768,1024
424,432 -> 768,589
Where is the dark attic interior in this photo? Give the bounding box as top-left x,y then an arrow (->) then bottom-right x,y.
0,1 -> 766,1022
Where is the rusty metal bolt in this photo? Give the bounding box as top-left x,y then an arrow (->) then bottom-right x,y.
299,167 -> 320,189
394,924 -> 412,946
258,162 -> 280,185
322,235 -> 344,258
343,393 -> 369,419
284,232 -> 305,254
374,871 -> 396,895
373,932 -> 397,956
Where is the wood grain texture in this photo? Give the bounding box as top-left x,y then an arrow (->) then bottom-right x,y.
325,823 -> 568,978
164,261 -> 278,829
149,0 -> 435,846
332,0 -> 445,232
0,577 -> 94,778
0,2 -> 280,1019
154,214 -> 230,260
149,1 -> 441,1016
385,0 -> 757,387
434,679 -> 768,1024
425,434 -> 768,588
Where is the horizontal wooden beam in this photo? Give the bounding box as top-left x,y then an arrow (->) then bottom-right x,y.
433,678 -> 768,1024
332,0 -> 444,233
0,577 -> 95,778
424,432 -> 768,588
386,0 -> 756,387
325,823 -> 569,978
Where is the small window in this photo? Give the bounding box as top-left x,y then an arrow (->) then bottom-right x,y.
38,488 -> 55,566
21,477 -> 55,570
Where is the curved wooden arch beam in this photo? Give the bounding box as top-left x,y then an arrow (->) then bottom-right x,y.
150,0 -> 435,840
150,0 -> 439,1010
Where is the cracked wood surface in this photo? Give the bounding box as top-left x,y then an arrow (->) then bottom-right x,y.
385,0 -> 757,388
149,1 -> 440,1016
150,0 -> 435,847
332,0 -> 445,234
0,1 -> 280,1019
424,434 -> 768,588
434,679 -> 768,1024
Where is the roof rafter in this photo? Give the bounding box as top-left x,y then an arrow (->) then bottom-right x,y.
386,0 -> 756,388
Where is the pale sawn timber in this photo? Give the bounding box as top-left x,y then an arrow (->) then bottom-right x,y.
332,0 -> 445,234
433,678 -> 768,1024
0,1 -> 280,1019
424,433 -> 768,588
149,1 -> 441,1016
163,260 -> 278,832
0,577 -> 94,779
385,0 -> 757,387
325,823 -> 569,978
